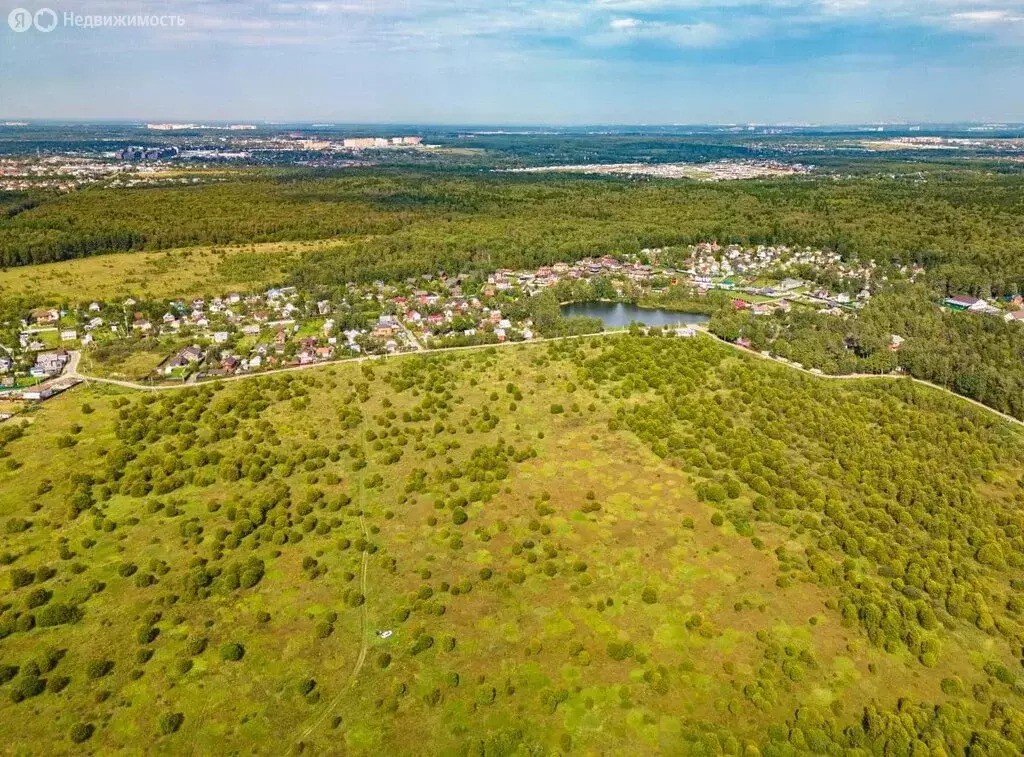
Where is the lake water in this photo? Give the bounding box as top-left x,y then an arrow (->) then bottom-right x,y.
560,302 -> 710,329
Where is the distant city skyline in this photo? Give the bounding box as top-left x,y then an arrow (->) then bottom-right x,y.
1,0 -> 1023,123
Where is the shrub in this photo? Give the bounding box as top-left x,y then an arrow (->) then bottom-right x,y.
941,677 -> 964,696
117,562 -> 138,578
158,712 -> 184,735
10,568 -> 33,589
137,626 -> 159,644
409,635 -> 434,655
377,653 -> 392,669
86,659 -> 114,679
69,723 -> 94,743
12,674 -> 45,701
452,509 -> 468,526
607,641 -> 634,661
220,643 -> 245,662
642,587 -> 658,604
26,587 -> 51,609
710,513 -> 725,527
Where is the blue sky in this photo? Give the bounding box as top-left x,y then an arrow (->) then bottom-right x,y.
1,0 -> 1023,123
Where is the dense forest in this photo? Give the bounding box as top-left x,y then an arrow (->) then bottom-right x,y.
2,170 -> 1024,293
709,286 -> 1024,420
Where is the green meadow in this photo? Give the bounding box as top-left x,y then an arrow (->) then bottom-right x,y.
1,335 -> 1024,754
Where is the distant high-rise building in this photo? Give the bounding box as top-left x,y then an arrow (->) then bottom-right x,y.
343,137 -> 376,149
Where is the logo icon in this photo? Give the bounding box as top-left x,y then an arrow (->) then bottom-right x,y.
34,8 -> 57,32
8,7 -> 33,31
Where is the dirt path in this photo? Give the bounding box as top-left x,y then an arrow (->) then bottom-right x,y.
296,425 -> 371,745
348,429 -> 371,685
65,326 -> 1024,431
65,332 -> 614,392
701,330 -> 1024,429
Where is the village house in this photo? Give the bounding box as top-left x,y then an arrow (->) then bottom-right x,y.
32,308 -> 59,325
35,351 -> 69,376
944,295 -> 987,312
164,345 -> 204,375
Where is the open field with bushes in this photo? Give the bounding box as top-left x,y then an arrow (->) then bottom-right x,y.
0,240 -> 320,304
2,335 -> 1024,753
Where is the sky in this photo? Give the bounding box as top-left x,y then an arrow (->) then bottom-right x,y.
0,0 -> 1023,123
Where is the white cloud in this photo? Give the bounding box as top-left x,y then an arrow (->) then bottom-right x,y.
598,16 -> 729,46
41,0 -> 1024,50
950,8 -> 1024,23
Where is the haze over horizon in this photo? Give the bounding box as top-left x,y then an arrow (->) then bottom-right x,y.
1,0 -> 1023,124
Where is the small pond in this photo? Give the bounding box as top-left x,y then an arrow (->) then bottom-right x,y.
560,302 -> 710,329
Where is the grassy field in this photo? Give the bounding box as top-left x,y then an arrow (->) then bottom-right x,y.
0,239 -> 343,304
1,335 -> 1023,754
78,351 -> 169,382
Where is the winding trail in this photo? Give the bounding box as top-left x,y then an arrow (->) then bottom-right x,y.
63,325 -> 1023,432
348,426 -> 372,684
698,330 -> 1024,429
296,418 -> 371,745
63,332 -> 610,392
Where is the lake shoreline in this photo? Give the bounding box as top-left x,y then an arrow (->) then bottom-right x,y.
561,301 -> 711,329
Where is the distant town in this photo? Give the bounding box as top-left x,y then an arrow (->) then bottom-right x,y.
507,160 -> 813,181
0,134 -> 430,191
